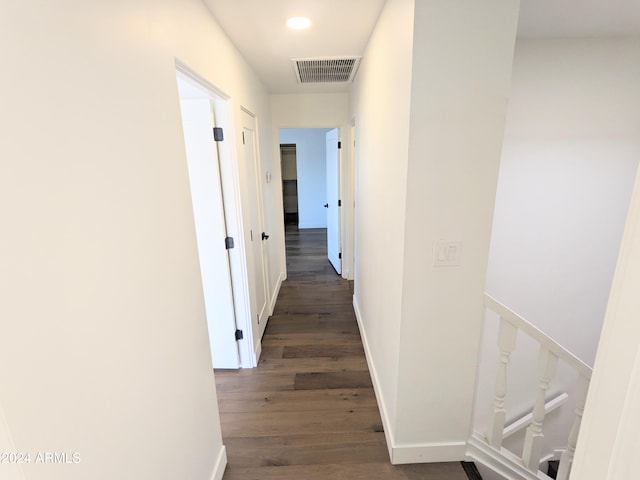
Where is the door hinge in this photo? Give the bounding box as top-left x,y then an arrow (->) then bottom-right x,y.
339,252 -> 342,259
338,141 -> 342,149
213,127 -> 224,142
235,329 -> 243,341
225,236 -> 234,249
338,200 -> 342,207
242,131 -> 245,144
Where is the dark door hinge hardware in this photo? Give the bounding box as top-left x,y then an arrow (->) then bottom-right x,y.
225,236 -> 234,249
323,203 -> 329,208
339,252 -> 342,259
338,200 -> 342,207
261,232 -> 269,241
213,127 -> 224,142
338,141 -> 342,149
235,329 -> 243,341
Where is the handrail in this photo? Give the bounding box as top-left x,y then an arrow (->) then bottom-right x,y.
484,294 -> 592,379
503,392 -> 569,439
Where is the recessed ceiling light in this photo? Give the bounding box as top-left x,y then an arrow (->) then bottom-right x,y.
286,17 -> 311,30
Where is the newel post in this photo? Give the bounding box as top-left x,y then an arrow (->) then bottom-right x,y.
488,317 -> 518,448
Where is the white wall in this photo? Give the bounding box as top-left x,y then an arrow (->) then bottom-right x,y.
486,38 -> 640,364
395,0 -> 519,460
351,0 -> 519,463
474,37 -> 640,470
279,129 -> 330,228
271,94 -> 350,128
350,0 -> 415,459
0,1 -> 278,479
0,401 -> 25,480
572,163 -> 640,479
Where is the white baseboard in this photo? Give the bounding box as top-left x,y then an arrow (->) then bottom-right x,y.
243,272 -> 283,369
392,441 -> 467,464
269,271 -> 285,314
254,340 -> 262,366
353,295 -> 394,462
354,295 -> 469,465
209,445 -> 227,480
298,223 -> 327,229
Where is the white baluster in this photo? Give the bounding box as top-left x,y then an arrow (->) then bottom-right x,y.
556,374 -> 589,480
522,347 -> 559,470
488,317 -> 518,448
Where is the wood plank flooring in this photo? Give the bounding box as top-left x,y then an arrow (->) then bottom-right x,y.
216,227 -> 469,480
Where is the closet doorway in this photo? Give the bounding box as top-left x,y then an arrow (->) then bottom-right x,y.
280,144 -> 299,227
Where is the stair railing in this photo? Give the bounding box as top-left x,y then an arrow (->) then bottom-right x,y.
482,294 -> 592,480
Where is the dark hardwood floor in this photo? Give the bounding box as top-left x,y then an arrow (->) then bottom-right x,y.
216,226 -> 469,480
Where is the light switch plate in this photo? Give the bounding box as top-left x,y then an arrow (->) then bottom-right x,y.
433,240 -> 461,267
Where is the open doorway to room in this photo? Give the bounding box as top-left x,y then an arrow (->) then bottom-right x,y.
175,65 -> 256,369
280,144 -> 299,227
279,128 -> 342,275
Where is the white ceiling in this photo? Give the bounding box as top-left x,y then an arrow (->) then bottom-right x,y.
203,0 -> 385,94
204,0 -> 640,94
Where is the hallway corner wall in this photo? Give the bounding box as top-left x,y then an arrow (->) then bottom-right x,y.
351,0 -> 519,463
349,0 -> 416,458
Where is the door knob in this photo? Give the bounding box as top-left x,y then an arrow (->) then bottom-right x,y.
324,203 -> 329,208
261,232 -> 269,240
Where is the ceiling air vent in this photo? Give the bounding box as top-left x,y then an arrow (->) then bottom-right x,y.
292,56 -> 362,84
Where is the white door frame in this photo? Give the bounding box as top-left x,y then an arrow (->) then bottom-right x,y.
345,121 -> 356,281
275,125 -> 354,281
240,108 -> 271,350
178,93 -> 240,368
176,61 -> 256,368
326,128 -> 342,274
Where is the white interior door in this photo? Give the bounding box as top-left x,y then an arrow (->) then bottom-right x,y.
241,110 -> 269,345
326,128 -> 341,274
178,95 -> 239,369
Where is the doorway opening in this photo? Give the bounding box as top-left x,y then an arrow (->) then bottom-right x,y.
278,128 -> 342,275
280,144 -> 299,227
175,64 -> 256,369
